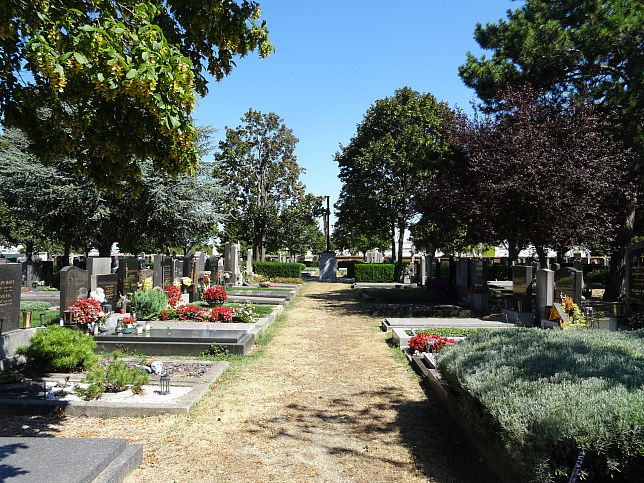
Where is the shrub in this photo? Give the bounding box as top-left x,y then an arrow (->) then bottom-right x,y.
586,266 -> 609,284
130,288 -> 167,320
20,301 -> 51,312
253,261 -> 304,279
203,286 -> 227,305
270,277 -> 302,284
437,329 -> 644,482
487,263 -> 510,281
337,260 -> 362,278
354,264 -> 395,283
16,326 -> 98,372
164,285 -> 182,308
0,371 -> 24,384
77,352 -> 149,399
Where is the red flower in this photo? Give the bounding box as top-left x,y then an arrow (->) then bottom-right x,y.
68,298 -> 104,325
203,286 -> 228,305
164,285 -> 182,308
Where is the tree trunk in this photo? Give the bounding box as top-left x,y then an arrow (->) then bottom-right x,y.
390,218 -> 396,263
604,200 -> 636,301
535,245 -> 548,270
98,238 -> 112,257
397,220 -> 405,267
25,240 -> 34,261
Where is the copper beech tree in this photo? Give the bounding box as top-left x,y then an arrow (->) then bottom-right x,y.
417,86 -> 634,269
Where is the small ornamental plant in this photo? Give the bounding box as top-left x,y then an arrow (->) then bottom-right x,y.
164,285 -> 182,308
408,333 -> 457,353
209,306 -> 234,322
203,286 -> 227,306
159,305 -> 235,322
68,298 -> 105,326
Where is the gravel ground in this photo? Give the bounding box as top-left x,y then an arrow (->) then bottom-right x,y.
0,282 -> 495,482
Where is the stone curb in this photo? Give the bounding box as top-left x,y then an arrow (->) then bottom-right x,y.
0,361 -> 228,417
410,356 -> 517,483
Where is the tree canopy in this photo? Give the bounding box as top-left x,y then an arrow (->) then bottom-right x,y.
0,1 -> 273,189
458,0 -> 643,298
214,108 -> 312,260
334,87 -> 453,264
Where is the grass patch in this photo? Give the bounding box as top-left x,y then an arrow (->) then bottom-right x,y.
406,328 -> 490,338
437,328 -> 644,482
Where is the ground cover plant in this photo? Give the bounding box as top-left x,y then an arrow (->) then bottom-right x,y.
406,327 -> 489,338
16,326 -> 98,372
436,329 -> 644,482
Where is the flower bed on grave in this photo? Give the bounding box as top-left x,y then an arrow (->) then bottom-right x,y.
435,329 -> 644,482
159,303 -> 256,323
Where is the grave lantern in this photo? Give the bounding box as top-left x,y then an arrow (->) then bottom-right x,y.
159,374 -> 171,395
39,313 -> 45,327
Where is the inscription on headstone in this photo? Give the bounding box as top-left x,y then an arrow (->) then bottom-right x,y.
627,244 -> 644,306
555,267 -> 583,304
161,258 -> 173,288
118,257 -> 139,295
0,264 -> 21,332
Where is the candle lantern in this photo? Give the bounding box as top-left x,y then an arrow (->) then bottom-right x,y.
159,374 -> 171,395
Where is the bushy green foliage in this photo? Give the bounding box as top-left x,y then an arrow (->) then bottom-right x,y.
130,289 -> 167,321
487,264 -> 510,281
16,326 -> 98,372
20,301 -> 52,312
0,371 -> 25,384
411,327 -> 490,338
354,264 -> 395,283
437,329 -> 644,482
337,260 -> 362,278
586,267 -> 609,285
77,352 -> 149,399
253,261 -> 304,279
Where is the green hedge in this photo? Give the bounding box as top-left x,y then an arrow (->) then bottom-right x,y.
487,263 -> 510,281
355,264 -> 394,282
437,329 -> 644,482
337,260 -> 362,278
586,266 -> 609,284
253,261 -> 304,279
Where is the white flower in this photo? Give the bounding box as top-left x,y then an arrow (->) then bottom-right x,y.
90,288 -> 106,303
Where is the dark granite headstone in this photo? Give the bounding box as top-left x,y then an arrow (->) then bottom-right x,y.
627,242 -> 644,307
153,254 -> 164,288
59,266 -> 89,312
40,261 -> 54,285
22,261 -> 35,287
512,265 -> 533,295
205,256 -> 218,273
470,259 -> 487,291
555,267 -> 583,303
95,273 -> 119,308
118,257 -> 139,296
0,264 -> 21,333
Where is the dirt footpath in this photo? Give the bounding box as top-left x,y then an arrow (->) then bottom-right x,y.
2,282 -> 494,482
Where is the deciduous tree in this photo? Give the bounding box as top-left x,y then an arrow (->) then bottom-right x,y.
0,1 -> 273,189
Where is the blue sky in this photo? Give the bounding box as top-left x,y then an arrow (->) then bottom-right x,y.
194,0 -> 520,223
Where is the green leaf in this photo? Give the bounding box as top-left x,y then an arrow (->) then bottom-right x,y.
73,52 -> 88,65
96,73 -> 105,82
141,51 -> 149,61
152,41 -> 163,51
126,68 -> 138,80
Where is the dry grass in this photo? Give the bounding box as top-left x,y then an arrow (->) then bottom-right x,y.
0,282 -> 494,482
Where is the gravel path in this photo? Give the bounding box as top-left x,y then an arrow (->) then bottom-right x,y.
1,282 -> 494,482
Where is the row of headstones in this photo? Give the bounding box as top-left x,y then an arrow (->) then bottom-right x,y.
60,243 -> 250,315
513,264 -> 583,324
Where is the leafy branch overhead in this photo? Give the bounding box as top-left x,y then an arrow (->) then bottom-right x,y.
0,1 -> 273,189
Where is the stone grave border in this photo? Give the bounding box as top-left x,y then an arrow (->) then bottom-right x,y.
410,354 -> 517,483
0,360 -> 228,417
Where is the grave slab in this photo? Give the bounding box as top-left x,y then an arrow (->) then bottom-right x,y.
226,295 -> 285,305
381,317 -> 515,332
0,437 -> 142,483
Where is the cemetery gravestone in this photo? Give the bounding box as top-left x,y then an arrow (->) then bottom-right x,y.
470,259 -> 488,291
625,242 -> 644,312
246,249 -> 253,277
319,251 -> 337,280
0,264 -> 21,333
22,261 -> 35,287
40,261 -> 54,285
87,257 -> 112,292
555,267 -> 583,304
153,254 -> 164,288
118,257 -> 139,296
537,269 -> 555,324
95,274 -> 119,309
173,259 -> 184,283
138,269 -> 154,291
60,266 -> 89,313
512,265 -> 533,313
455,259 -> 469,305
161,258 -> 173,288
